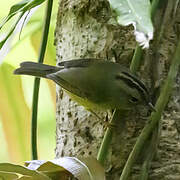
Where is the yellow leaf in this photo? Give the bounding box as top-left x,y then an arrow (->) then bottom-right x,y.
0,62 -> 30,163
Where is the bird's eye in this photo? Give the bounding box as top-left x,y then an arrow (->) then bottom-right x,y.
115,75 -> 122,80
130,97 -> 139,103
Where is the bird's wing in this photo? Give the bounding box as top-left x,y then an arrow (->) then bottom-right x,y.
47,72 -> 91,99
58,58 -> 104,68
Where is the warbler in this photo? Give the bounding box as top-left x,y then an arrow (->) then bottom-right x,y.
14,59 -> 155,111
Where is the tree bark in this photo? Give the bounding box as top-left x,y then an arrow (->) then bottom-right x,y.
54,0 -> 180,179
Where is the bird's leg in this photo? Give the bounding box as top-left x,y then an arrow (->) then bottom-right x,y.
88,109 -> 103,121
88,109 -> 115,129
111,48 -> 120,63
104,113 -> 117,129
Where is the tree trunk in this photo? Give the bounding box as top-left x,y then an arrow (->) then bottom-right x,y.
54,0 -> 180,179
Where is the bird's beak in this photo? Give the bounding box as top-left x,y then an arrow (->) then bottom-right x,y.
148,102 -> 156,112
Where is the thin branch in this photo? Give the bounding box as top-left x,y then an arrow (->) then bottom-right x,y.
97,110 -> 126,165
97,110 -> 116,164
31,0 -> 53,160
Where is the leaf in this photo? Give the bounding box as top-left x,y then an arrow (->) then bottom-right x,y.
108,0 -> 153,48
26,160 -> 72,180
26,157 -> 106,180
0,12 -> 25,50
0,0 -> 46,52
0,10 -> 43,62
0,63 -> 31,162
9,0 -> 30,14
0,0 -> 45,29
0,0 -> 28,29
0,163 -> 51,180
0,171 -> 18,180
78,157 -> 106,180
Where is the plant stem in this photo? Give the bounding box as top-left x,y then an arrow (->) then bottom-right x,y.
31,0 -> 53,160
129,0 -> 160,74
97,110 -> 123,165
151,0 -> 161,20
129,45 -> 143,74
97,110 -> 116,164
119,39 -> 180,180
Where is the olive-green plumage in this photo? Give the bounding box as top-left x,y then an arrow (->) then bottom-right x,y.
14,59 -> 154,111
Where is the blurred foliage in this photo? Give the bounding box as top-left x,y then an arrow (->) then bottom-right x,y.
0,157 -> 105,180
0,0 -> 58,163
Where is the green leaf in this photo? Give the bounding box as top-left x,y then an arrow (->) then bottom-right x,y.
0,12 -> 24,50
0,39 -> 7,50
8,0 -> 30,15
0,163 -> 51,180
18,0 -> 46,13
0,171 -> 18,180
108,0 -> 153,48
0,0 -> 45,29
0,0 -> 46,51
0,0 -> 28,29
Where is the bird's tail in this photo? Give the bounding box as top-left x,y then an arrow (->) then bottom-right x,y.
14,61 -> 60,78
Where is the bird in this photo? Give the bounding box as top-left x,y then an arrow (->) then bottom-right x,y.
14,58 -> 155,111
